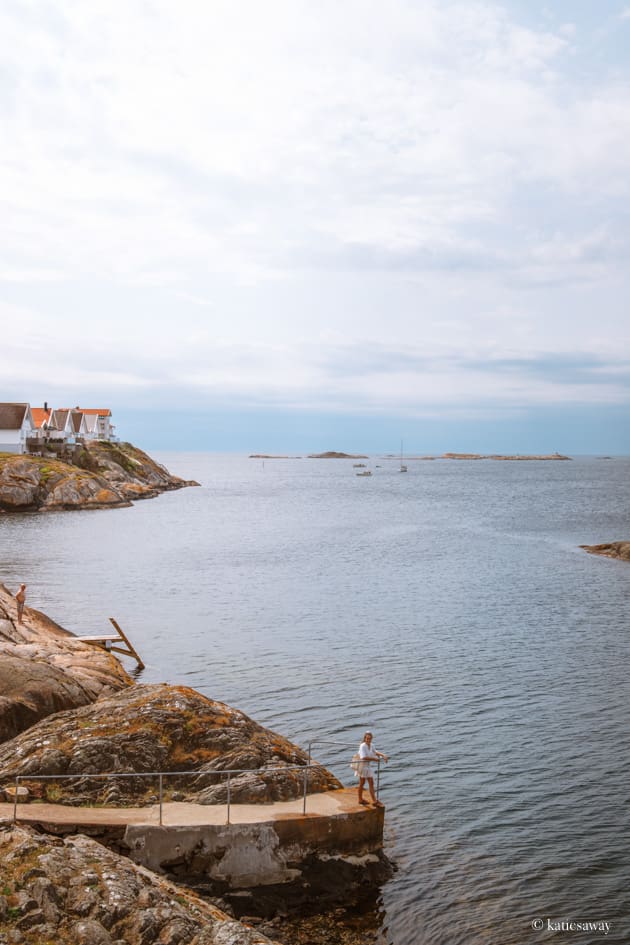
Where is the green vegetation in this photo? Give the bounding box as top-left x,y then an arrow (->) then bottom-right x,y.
74,447 -> 100,472
38,465 -> 56,483
44,784 -> 62,803
0,453 -> 68,477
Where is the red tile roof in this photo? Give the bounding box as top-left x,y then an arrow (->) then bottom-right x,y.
31,408 -> 52,428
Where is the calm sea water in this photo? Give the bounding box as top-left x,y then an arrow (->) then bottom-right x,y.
2,454 -> 630,944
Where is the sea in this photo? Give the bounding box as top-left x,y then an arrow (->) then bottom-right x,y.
1,453 -> 629,945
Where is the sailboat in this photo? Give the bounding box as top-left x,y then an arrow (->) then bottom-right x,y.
400,441 -> 407,473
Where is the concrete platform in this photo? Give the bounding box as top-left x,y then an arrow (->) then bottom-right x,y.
0,787 -> 379,828
0,789 -> 386,888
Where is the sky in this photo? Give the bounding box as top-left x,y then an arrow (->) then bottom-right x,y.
1,0 -> 629,453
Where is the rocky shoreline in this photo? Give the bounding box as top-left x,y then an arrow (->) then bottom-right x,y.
0,585 -> 391,944
0,441 -> 199,513
580,541 -> 630,562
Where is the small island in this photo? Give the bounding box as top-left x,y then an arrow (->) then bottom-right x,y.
441,452 -> 571,461
307,451 -> 369,459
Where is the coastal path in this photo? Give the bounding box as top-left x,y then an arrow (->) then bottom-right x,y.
0,786 -> 374,829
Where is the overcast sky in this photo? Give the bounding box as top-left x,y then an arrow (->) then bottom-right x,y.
2,1 -> 629,452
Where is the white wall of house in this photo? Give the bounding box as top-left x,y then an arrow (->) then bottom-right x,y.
0,431 -> 23,452
0,417 -> 34,453
82,413 -> 114,440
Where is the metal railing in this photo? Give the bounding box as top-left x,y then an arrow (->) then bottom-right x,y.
7,761 -> 335,827
5,741 -> 389,826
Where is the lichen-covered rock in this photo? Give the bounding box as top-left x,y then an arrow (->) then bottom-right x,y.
76,441 -> 198,496
0,456 -> 127,511
580,541 -> 630,561
0,684 -> 341,805
0,458 -> 41,509
42,473 -> 125,510
0,825 -> 281,945
0,585 -> 132,744
0,441 -> 198,513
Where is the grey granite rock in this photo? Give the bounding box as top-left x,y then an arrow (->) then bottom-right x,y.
0,826 -> 281,945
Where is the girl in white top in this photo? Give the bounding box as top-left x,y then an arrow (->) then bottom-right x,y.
357,731 -> 389,807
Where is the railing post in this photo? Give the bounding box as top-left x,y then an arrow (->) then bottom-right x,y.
159,774 -> 163,826
13,776 -> 19,824
226,772 -> 231,825
302,764 -> 308,815
376,759 -> 381,800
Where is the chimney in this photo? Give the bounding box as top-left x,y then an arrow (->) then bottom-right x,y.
44,401 -> 48,411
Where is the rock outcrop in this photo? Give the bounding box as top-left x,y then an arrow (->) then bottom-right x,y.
441,452 -> 571,460
0,683 -> 341,806
0,441 -> 198,512
0,824 -> 280,945
580,541 -> 630,562
307,452 -> 368,459
0,585 -> 132,744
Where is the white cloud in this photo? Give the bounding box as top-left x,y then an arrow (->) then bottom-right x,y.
1,0 -> 629,421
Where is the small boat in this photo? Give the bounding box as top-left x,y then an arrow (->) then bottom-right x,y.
400,441 -> 407,473
353,463 -> 366,468
356,470 -> 372,477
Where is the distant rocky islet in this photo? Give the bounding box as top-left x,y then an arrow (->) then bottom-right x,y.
250,451 -> 572,461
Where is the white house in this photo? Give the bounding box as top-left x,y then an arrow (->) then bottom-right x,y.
76,408 -> 116,441
49,409 -> 76,442
28,404 -> 53,448
69,409 -> 89,440
0,403 -> 35,454
31,404 -> 53,433
1,402 -> 118,451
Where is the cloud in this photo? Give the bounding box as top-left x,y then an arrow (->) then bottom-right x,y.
3,305 -> 630,417
1,0 -> 628,286
0,0 -> 629,436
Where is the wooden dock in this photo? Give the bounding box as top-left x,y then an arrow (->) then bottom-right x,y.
75,617 -> 145,669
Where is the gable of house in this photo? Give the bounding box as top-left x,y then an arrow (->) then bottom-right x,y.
73,408 -> 114,439
0,403 -> 35,452
69,410 -> 87,435
1,403 -> 33,429
50,409 -> 71,433
31,407 -> 52,429
82,413 -> 99,435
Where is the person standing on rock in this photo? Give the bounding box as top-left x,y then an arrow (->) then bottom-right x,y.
357,731 -> 388,808
15,584 -> 26,624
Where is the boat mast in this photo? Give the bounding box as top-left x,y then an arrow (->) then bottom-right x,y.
400,440 -> 407,472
